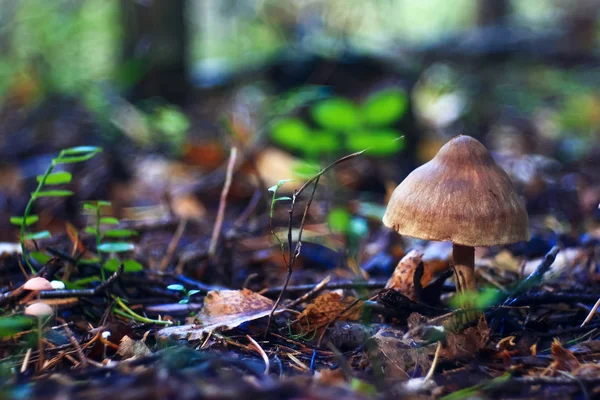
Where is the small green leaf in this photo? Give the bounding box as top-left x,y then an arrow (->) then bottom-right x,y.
328,208 -> 351,234
103,258 -> 142,272
66,275 -> 101,289
33,190 -> 73,198
80,257 -> 101,264
150,106 -> 190,137
123,259 -> 144,272
361,88 -> 407,127
61,146 -> 102,155
25,231 -> 51,240
103,229 -> 138,238
450,288 -> 501,310
10,215 -> 39,226
292,161 -> 321,178
102,258 -> 120,272
97,200 -> 112,207
30,251 -> 52,264
54,153 -> 98,164
188,290 -> 201,296
269,118 -> 311,150
100,217 -> 120,225
179,299 -> 190,304
85,227 -> 98,235
167,284 -> 185,291
83,203 -> 98,211
36,171 -> 72,185
268,179 -> 294,193
275,196 -> 291,202
350,378 -> 377,396
303,131 -> 340,157
98,242 -> 134,253
0,316 -> 34,338
346,130 -> 404,156
311,98 -> 360,131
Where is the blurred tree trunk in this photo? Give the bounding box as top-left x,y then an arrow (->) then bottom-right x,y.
121,0 -> 189,105
477,0 -> 510,26
558,0 -> 597,58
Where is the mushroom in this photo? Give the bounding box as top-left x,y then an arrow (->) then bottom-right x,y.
21,276 -> 54,304
23,277 -> 53,292
383,135 -> 529,294
24,302 -> 53,318
24,301 -> 53,370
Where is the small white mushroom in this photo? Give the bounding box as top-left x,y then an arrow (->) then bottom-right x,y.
50,280 -> 65,290
25,302 -> 53,318
23,277 -> 53,291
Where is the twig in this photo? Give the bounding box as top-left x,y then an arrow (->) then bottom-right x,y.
581,297 -> 600,327
159,218 -> 188,271
286,275 -> 331,309
246,335 -> 270,375
20,348 -> 32,373
209,147 -> 238,258
264,151 -> 364,336
40,263 -> 124,298
503,246 -> 560,306
266,177 -> 320,336
424,341 -> 442,382
263,279 -> 389,296
58,319 -> 88,367
0,264 -> 56,308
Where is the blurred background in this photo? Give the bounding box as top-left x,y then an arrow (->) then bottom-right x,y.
0,0 -> 599,257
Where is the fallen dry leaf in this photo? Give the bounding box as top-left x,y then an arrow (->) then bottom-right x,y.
386,250 -> 432,301
314,368 -> 347,386
157,289 -> 281,340
550,338 -> 580,374
66,222 -> 86,255
201,289 -> 274,322
252,147 -> 307,190
171,194 -> 206,220
440,318 -> 491,360
117,335 -> 152,360
295,292 -> 363,332
368,327 -> 436,380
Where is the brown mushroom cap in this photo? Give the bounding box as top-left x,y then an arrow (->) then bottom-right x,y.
23,277 -> 53,291
383,135 -> 530,247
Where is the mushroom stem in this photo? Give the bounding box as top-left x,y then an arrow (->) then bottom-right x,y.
452,244 -> 476,293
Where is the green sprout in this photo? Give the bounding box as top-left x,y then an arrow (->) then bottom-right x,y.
9,146 -> 102,273
83,201 -> 141,280
267,179 -> 294,259
166,284 -> 201,304
113,296 -> 172,325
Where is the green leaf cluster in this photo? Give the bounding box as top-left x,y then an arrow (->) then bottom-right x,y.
270,88 -> 407,158
83,201 -> 141,277
9,146 -> 102,272
166,284 -> 201,304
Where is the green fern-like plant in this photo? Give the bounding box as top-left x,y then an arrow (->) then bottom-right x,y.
82,201 -> 141,280
9,146 -> 102,272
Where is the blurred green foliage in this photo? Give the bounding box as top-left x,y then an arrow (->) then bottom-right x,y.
0,316 -> 34,339
449,288 -> 501,310
270,88 -> 407,158
83,200 -> 140,278
0,0 -> 119,100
